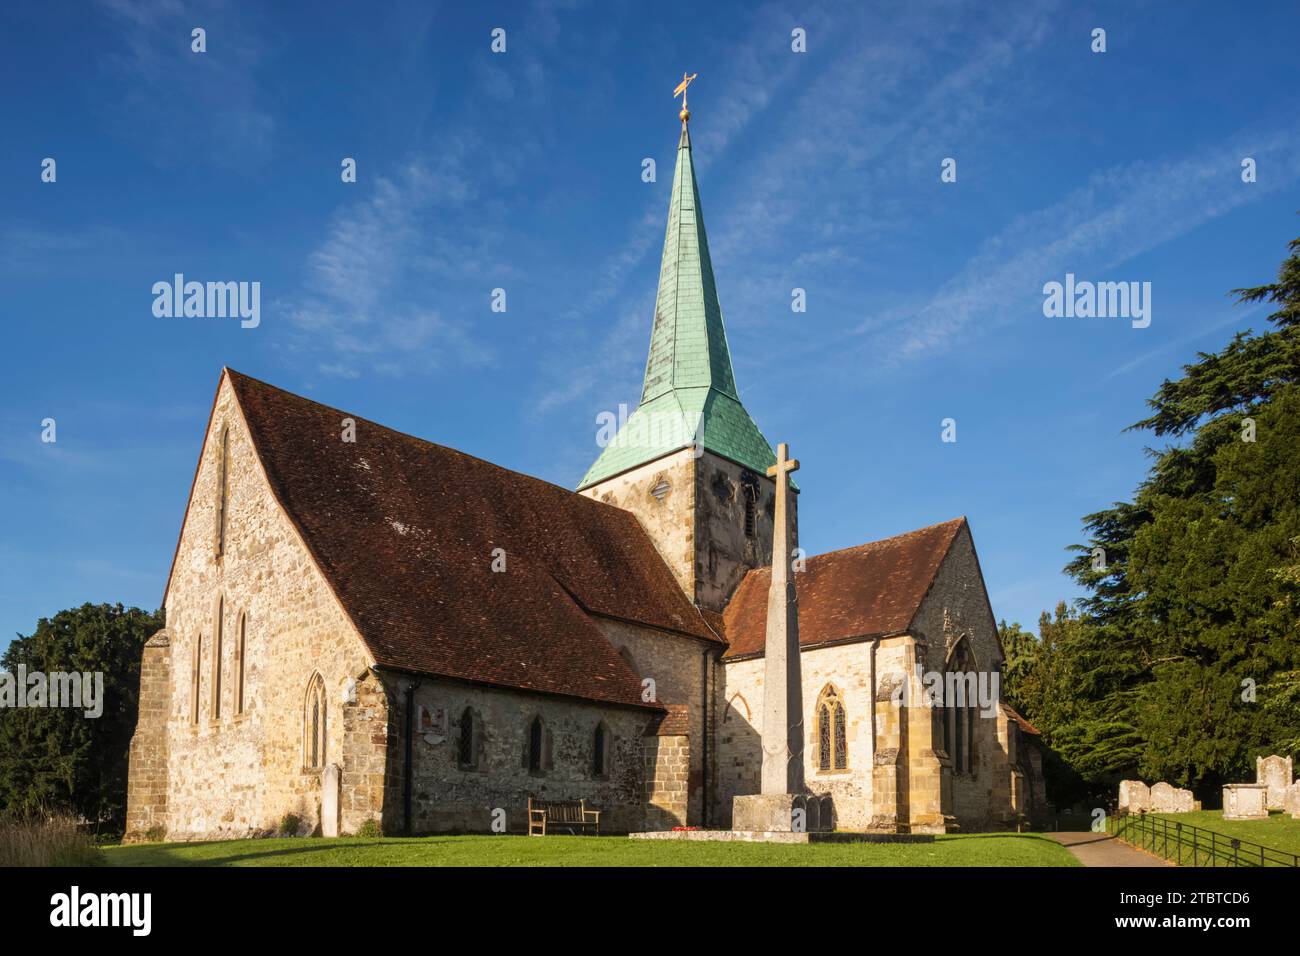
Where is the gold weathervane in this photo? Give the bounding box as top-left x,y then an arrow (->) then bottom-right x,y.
674,71 -> 698,123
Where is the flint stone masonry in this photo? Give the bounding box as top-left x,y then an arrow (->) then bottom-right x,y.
393,673 -> 653,834
1222,783 -> 1269,820
1256,755 -> 1293,811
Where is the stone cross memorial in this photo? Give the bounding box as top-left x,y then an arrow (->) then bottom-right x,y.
761,442 -> 804,795
732,443 -> 820,832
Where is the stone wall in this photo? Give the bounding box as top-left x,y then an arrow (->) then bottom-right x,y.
130,375 -> 377,841
718,639 -> 878,830
910,523 -> 1011,831
339,669 -> 397,834
388,674 -> 654,834
580,449 -> 698,601
692,451 -> 787,613
123,629 -> 173,841
580,448 -> 789,614
597,617 -> 714,825
644,733 -> 690,830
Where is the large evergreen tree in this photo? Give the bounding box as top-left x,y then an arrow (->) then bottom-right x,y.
1011,232 -> 1300,801
0,603 -> 163,831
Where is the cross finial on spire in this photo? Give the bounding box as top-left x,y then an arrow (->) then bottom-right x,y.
673,71 -> 698,124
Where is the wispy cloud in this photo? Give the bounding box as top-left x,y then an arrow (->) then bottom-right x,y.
96,0 -> 275,168
280,150 -> 499,379
833,126 -> 1300,371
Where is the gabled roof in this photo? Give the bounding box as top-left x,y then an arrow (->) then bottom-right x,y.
219,370 -> 718,710
578,121 -> 779,489
721,518 -> 967,660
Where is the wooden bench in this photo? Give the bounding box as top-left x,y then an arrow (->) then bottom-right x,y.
527,797 -> 600,836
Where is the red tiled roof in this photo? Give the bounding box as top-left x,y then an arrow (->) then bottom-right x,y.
1001,703 -> 1042,736
224,369 -> 718,710
721,518 -> 966,659
644,704 -> 690,737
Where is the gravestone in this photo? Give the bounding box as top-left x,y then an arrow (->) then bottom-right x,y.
1149,782 -> 1195,813
1285,782 -> 1300,821
1255,755 -> 1293,811
1222,783 -> 1268,820
1149,782 -> 1174,812
1118,780 -> 1150,813
321,763 -> 340,837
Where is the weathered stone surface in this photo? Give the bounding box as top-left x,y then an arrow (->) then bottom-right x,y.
124,378 -> 385,842
124,629 -> 172,842
717,521 -> 1032,835
1285,781 -> 1300,820
1148,782 -> 1194,813
1223,783 -> 1269,820
733,793 -> 806,832
127,372 -> 1048,843
1256,755 -> 1293,811
579,448 -> 790,615
1118,780 -> 1150,813
321,764 -> 340,837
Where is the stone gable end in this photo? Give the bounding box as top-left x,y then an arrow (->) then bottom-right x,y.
127,372 -> 380,841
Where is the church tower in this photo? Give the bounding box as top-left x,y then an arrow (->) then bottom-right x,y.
578,96 -> 793,613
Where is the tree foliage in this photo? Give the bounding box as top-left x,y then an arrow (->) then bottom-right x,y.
1004,232 -> 1300,802
0,603 -> 163,832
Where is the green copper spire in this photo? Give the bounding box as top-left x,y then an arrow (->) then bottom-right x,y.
578,118 -> 780,490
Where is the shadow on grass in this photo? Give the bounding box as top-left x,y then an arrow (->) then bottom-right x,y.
115,838 -> 465,867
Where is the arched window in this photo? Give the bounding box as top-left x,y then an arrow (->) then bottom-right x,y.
234,612 -> 247,716
944,640 -> 978,775
526,715 -> 547,774
592,722 -> 610,778
304,673 -> 326,771
815,685 -> 848,772
214,424 -> 229,557
210,596 -> 224,720
457,707 -> 481,770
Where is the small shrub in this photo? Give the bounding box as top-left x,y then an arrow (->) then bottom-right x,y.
356,818 -> 382,839
278,813 -> 302,837
0,816 -> 103,867
144,824 -> 167,843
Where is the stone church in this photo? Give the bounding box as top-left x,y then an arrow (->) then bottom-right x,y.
125,110 -> 1047,842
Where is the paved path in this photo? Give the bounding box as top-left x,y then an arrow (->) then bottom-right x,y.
1046,831 -> 1173,867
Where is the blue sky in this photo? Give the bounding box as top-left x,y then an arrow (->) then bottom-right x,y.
2,0 -> 1299,653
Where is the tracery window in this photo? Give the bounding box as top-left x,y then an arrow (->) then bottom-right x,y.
943,639 -> 978,775
815,685 -> 848,772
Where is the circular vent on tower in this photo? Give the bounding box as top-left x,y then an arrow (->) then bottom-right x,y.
649,477 -> 671,501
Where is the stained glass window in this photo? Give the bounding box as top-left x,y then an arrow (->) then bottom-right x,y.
816,686 -> 848,772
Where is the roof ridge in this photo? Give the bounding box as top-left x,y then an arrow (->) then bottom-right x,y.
225,368 -> 632,510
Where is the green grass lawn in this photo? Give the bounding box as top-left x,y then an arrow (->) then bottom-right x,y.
103,832 -> 1079,867
1146,810 -> 1300,863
